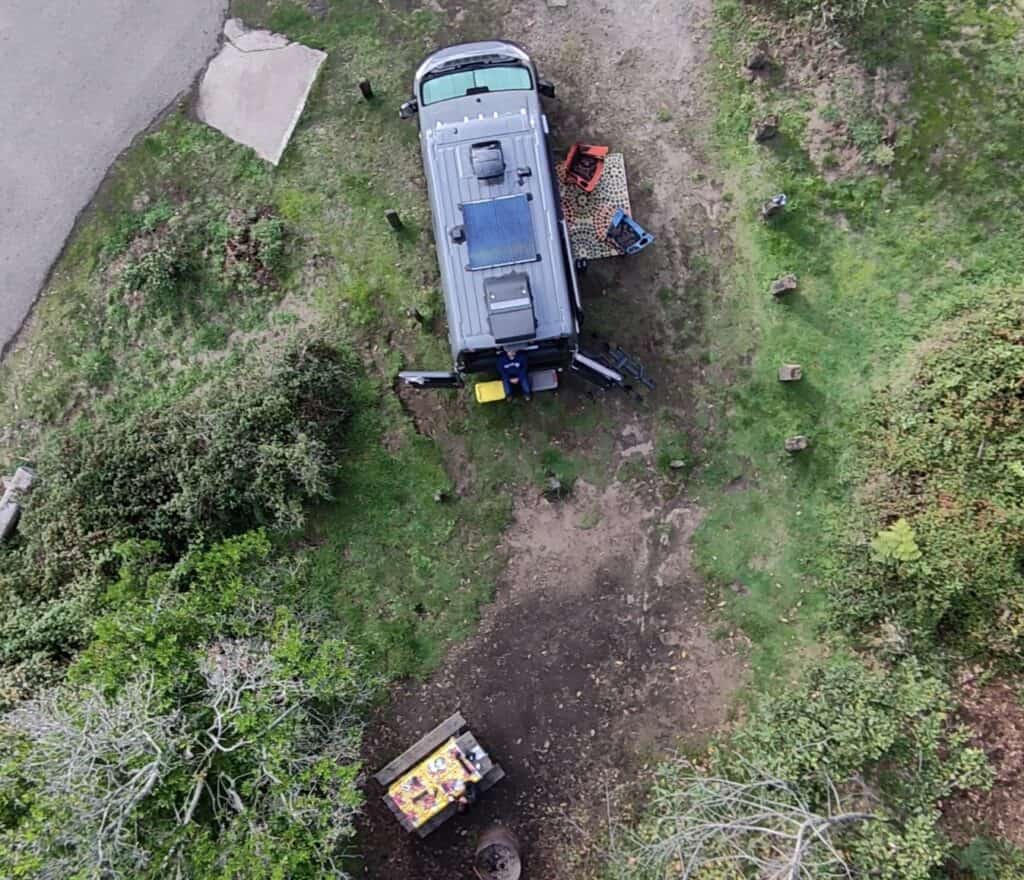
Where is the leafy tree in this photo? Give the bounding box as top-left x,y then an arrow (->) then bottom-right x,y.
0,535 -> 373,880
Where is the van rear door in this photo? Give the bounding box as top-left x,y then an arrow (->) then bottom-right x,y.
398,371 -> 464,389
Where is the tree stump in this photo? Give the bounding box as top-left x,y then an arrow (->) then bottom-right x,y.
543,476 -> 570,501
778,364 -> 803,382
883,115 -> 899,145
746,43 -> 771,71
771,275 -> 799,297
785,435 -> 810,453
754,114 -> 780,142
475,824 -> 521,880
761,193 -> 788,220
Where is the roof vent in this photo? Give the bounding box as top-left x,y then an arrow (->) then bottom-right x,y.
484,272 -> 535,343
470,141 -> 505,180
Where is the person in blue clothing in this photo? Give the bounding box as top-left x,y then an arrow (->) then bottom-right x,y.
497,348 -> 532,401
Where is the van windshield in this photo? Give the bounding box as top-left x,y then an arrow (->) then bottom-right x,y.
421,65 -> 532,105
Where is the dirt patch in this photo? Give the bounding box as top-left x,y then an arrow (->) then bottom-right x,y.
943,673 -> 1024,847
740,17 -> 910,181
353,1 -> 743,876
356,479 -> 743,878
444,0 -> 725,411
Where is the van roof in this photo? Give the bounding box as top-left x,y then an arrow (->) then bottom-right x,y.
416,44 -> 577,363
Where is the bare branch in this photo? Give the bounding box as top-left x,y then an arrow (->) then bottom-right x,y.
622,769 -> 879,880
2,632 -> 370,879
2,674 -> 183,878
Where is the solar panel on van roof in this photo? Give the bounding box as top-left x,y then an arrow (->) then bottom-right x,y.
461,194 -> 538,271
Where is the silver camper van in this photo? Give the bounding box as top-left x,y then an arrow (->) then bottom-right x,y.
397,41 -> 623,395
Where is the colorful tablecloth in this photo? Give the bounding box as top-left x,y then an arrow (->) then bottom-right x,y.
386,737 -> 482,829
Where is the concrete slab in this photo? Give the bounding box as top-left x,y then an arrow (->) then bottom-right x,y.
197,19 -> 327,165
0,501 -> 20,543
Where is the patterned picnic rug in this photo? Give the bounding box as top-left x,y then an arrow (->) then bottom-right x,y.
557,152 -> 632,261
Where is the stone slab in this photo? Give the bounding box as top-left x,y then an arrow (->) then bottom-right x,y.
0,500 -> 21,542
5,466 -> 36,493
197,19 -> 327,165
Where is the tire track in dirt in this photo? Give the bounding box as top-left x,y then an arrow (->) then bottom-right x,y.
357,434 -> 743,878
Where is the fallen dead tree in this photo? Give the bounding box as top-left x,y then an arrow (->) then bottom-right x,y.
626,769 -> 878,880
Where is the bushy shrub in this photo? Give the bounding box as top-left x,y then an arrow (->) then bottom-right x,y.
117,237 -> 192,307
828,292 -> 1024,661
777,0 -> 901,27
111,209 -> 203,320
614,656 -> 991,880
728,657 -> 990,808
953,837 -> 1024,880
33,337 -> 353,560
0,338 -> 357,694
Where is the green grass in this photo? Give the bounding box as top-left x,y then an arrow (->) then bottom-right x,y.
692,0 -> 1024,685
0,0 -> 626,698
452,389 -> 618,491
0,0 -> 441,445
301,398 -> 507,678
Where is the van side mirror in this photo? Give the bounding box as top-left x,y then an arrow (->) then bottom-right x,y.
398,98 -> 419,120
537,80 -> 556,99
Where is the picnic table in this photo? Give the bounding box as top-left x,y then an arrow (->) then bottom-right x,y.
374,712 -> 505,838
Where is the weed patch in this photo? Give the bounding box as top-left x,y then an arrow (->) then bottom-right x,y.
620,0 -> 1024,875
